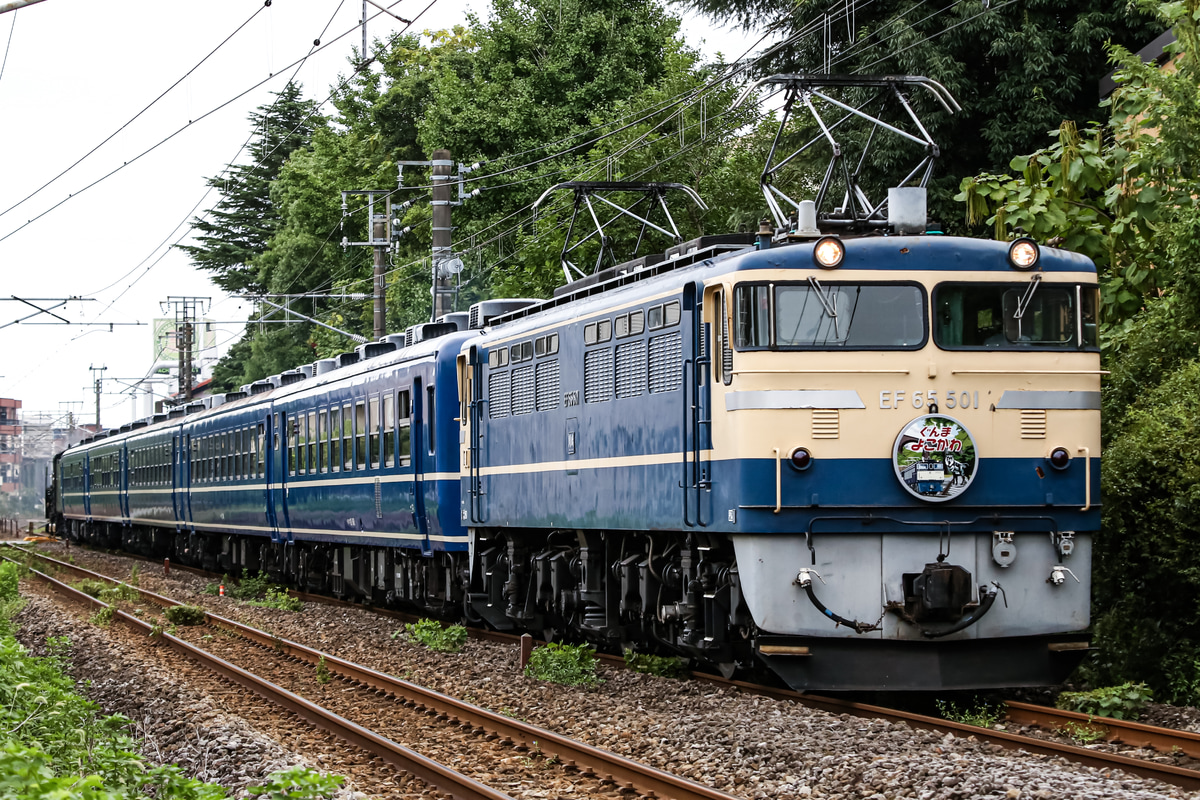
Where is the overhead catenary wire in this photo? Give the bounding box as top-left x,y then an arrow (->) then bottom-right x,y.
0,0 -> 429,245
0,7 -> 15,87
0,0 -> 270,223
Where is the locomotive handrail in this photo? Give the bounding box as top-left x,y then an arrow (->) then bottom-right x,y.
950,369 -> 1109,375
772,448 -> 782,514
1078,446 -> 1091,511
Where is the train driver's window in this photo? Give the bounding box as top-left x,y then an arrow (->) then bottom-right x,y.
355,401 -> 367,470
382,393 -> 395,468
398,390 -> 412,467
330,407 -> 342,472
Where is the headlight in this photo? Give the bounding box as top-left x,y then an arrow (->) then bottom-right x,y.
813,236 -> 845,269
1008,237 -> 1040,270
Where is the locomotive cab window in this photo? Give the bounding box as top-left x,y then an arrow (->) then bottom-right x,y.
934,282 -> 1100,350
734,282 -> 926,349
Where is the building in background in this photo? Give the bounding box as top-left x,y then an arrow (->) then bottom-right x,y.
0,398 -> 20,495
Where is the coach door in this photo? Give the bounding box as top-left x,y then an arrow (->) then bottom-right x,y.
118,447 -> 130,522
411,377 -> 431,555
267,410 -> 288,542
681,281 -> 711,527
458,346 -> 485,525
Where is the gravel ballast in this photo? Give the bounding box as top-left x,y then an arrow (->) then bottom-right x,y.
15,543 -> 1200,800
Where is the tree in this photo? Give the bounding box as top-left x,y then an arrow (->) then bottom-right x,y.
179,83 -> 325,295
682,0 -> 1163,224
956,0 -> 1200,700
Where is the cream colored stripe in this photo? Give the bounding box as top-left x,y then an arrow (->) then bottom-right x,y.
479,450 -> 711,476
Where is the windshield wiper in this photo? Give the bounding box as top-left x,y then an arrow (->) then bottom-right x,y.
807,276 -> 840,339
1011,273 -> 1042,339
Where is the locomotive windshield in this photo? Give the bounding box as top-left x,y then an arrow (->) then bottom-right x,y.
934,282 -> 1099,350
734,282 -> 926,349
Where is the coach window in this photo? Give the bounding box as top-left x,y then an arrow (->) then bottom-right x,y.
427,386 -> 436,455
318,410 -> 328,472
243,427 -> 252,478
307,411 -> 318,474
288,415 -> 297,477
227,431 -> 235,479
366,395 -> 379,468
256,424 -> 265,478
397,390 -> 411,467
355,401 -> 367,470
342,403 -> 354,470
382,393 -> 395,468
330,407 -> 342,472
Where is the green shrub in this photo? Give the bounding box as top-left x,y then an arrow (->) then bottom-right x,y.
128,563 -> 140,587
315,656 -> 332,684
230,571 -> 272,600
404,619 -> 468,652
74,579 -> 109,598
524,642 -> 600,686
623,649 -> 687,678
1056,682 -> 1153,720
248,766 -> 344,800
97,584 -> 139,605
936,698 -> 1004,728
164,605 -> 207,626
89,606 -> 114,627
245,588 -> 303,612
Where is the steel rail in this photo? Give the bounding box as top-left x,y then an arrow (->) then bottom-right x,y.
9,557 -> 514,800
13,546 -> 740,800
28,545 -> 1200,791
1004,701 -> 1200,761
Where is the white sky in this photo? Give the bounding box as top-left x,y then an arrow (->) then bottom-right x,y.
0,0 -> 753,432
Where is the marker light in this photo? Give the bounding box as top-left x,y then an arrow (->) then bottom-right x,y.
1049,447 -> 1071,470
1008,237 -> 1040,270
790,447 -> 813,471
813,236 -> 845,269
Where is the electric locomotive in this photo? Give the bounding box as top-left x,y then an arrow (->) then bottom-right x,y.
456,224 -> 1099,691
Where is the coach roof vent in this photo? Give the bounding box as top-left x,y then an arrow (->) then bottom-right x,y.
130,420 -> 148,429
469,299 -> 539,329
240,384 -> 253,395
357,341 -> 396,360
299,364 -> 315,379
168,408 -> 187,419
408,321 -> 458,345
336,351 -> 360,368
186,402 -> 206,414
438,311 -> 470,330
279,370 -> 306,386
119,423 -> 134,432
152,413 -> 169,424
224,391 -> 247,403
313,358 -> 337,376
249,380 -> 274,395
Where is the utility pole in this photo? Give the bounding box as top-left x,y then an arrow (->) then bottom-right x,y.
431,149 -> 455,321
159,297 -> 209,402
340,191 -> 393,340
87,365 -> 106,428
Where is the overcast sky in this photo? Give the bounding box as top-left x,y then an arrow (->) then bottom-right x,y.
0,0 -> 752,432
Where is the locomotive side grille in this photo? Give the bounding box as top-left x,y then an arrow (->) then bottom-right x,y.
469,305 -> 480,329
536,360 -> 561,411
1020,409 -> 1047,439
511,366 -> 535,415
812,409 -> 840,439
584,349 -> 614,403
649,332 -> 683,393
615,341 -> 647,398
721,309 -> 733,377
488,371 -> 511,418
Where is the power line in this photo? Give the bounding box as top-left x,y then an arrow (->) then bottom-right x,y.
0,0 -> 427,245
0,7 -> 15,86
0,0 -> 269,223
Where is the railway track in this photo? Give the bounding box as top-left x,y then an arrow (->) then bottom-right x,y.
8,545 -> 741,800
18,542 -> 1200,793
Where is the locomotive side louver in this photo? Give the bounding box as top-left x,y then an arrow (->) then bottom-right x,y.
1020,409 -> 1047,439
812,409 -> 840,439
